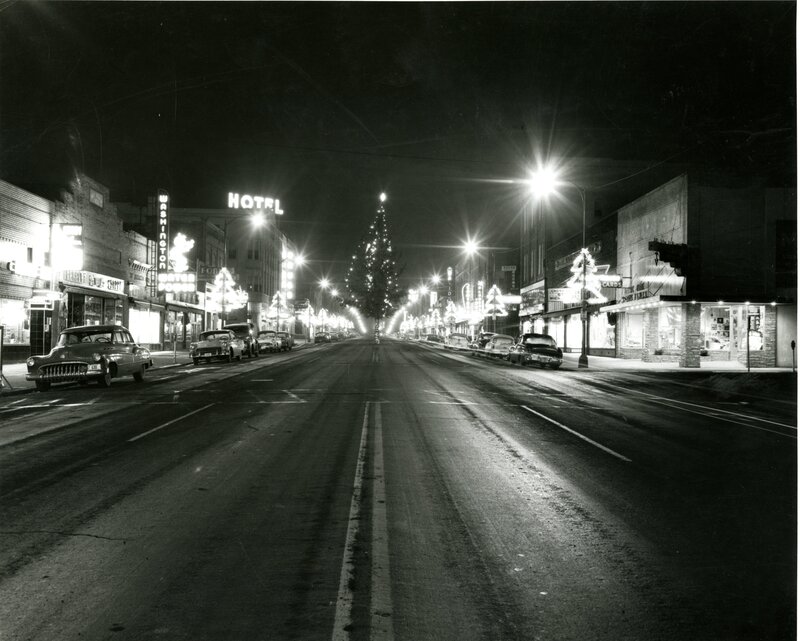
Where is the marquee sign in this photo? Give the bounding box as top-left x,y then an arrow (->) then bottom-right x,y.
227,192 -> 284,215
156,190 -> 170,276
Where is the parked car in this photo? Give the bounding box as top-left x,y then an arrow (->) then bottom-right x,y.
276,331 -> 294,351
484,333 -> 515,358
425,334 -> 444,344
190,329 -> 245,365
508,333 -> 563,368
468,332 -> 496,354
445,332 -> 471,351
223,322 -> 259,357
26,324 -> 153,391
316,332 -> 332,343
256,330 -> 281,353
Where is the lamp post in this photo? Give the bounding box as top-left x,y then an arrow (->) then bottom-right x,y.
529,166 -> 589,368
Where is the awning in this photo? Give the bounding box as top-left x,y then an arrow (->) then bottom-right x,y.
129,298 -> 165,311
600,295 -> 665,313
62,284 -> 127,300
165,299 -> 205,314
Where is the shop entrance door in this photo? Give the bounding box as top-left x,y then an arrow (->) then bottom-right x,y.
29,310 -> 52,355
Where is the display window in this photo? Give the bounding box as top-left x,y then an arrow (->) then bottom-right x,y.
622,312 -> 644,348
129,307 -> 161,345
549,317 -> 565,348
701,305 -> 730,351
658,305 -> 682,350
533,318 -> 545,335
589,312 -> 615,349
0,298 -> 29,345
566,314 -> 582,350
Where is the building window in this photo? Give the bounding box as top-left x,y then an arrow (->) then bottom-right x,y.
0,299 -> 29,345
622,312 -> 644,348
657,305 -> 682,350
89,188 -> 104,208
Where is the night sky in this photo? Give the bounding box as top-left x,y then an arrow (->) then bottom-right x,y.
1,1 -> 795,290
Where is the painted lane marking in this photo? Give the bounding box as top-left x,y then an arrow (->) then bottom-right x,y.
429,401 -> 479,405
370,402 -> 393,640
283,389 -> 305,403
598,381 -> 796,431
644,397 -> 797,440
521,405 -> 632,463
331,402 -> 370,641
251,379 -> 273,382
128,403 -> 215,442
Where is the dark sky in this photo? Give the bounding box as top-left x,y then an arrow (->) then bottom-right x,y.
1,1 -> 795,290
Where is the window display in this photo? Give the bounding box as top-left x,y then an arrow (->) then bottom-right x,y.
622,312 -> 643,348
589,312 -> 615,349
657,305 -> 682,350
566,314 -> 581,350
702,306 -> 730,350
0,298 -> 29,345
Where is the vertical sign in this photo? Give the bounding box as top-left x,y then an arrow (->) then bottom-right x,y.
156,190 -> 170,278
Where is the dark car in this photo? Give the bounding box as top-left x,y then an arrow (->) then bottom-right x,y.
508,333 -> 563,369
223,322 -> 259,357
276,331 -> 294,351
424,334 -> 444,344
26,324 -> 153,391
316,332 -> 331,343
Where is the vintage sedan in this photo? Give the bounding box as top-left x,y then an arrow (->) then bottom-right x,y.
484,333 -> 515,358
223,322 -> 259,357
26,324 -> 153,391
508,333 -> 563,369
256,330 -> 281,353
276,331 -> 294,351
444,332 -> 471,351
190,330 -> 245,364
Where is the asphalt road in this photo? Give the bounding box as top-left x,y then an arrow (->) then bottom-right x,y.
0,339 -> 795,641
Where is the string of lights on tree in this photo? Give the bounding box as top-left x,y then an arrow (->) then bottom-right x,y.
344,193 -> 402,322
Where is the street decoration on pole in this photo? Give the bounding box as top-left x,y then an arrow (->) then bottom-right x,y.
484,284 -> 508,333
206,267 -> 248,325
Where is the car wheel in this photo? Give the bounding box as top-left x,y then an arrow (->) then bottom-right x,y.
133,365 -> 146,383
35,380 -> 51,392
98,369 -> 112,387
550,363 -> 561,370
192,357 -> 200,365
237,350 -> 243,362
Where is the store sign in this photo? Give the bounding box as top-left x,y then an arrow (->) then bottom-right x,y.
61,269 -> 125,294
549,288 -> 581,303
51,224 -> 84,271
170,232 -> 194,273
157,190 -> 170,275
227,192 -> 284,215
158,271 -> 197,293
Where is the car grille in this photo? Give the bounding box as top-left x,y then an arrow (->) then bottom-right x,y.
40,362 -> 89,380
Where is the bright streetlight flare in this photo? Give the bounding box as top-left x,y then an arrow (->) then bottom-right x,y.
431,274 -> 441,285
250,212 -> 266,227
463,239 -> 479,255
319,278 -> 330,290
528,165 -> 559,198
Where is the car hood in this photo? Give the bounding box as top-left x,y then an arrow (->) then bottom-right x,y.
40,344 -> 108,361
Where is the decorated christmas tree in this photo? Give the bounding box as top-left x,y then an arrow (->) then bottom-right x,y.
484,284 -> 508,318
345,194 -> 403,335
207,267 -> 249,322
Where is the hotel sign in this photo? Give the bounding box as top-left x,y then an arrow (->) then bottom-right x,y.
157,190 -> 169,276
227,192 -> 284,214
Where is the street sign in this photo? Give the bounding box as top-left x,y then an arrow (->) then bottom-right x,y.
548,288 -> 580,303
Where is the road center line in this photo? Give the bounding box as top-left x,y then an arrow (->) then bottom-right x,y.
370,402 -> 393,640
128,403 -> 215,442
331,402 -> 370,641
520,405 -> 632,463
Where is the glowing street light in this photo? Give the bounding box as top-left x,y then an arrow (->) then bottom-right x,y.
529,163 -> 589,368
319,278 -> 330,290
431,274 -> 441,285
463,239 -> 479,256
250,212 -> 266,228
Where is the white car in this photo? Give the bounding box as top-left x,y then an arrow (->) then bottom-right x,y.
484,334 -> 515,358
445,333 -> 471,351
190,330 -> 245,364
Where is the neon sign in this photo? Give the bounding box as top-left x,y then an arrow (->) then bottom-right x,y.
227,192 -> 284,215
156,190 -> 169,276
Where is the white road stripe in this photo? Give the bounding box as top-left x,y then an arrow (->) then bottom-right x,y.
331,402 -> 370,641
251,379 -> 273,382
521,405 -> 632,462
429,401 -> 478,405
371,403 -> 393,640
599,381 -> 796,430
283,389 -> 305,403
128,403 -> 215,442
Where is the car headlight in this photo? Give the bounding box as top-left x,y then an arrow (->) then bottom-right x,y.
26,357 -> 35,367
189,342 -> 197,350
92,353 -> 102,362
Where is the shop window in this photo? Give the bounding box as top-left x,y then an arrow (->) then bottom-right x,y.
0,299 -> 29,345
85,296 -> 103,325
589,312 -> 615,349
701,306 -> 730,351
566,315 -> 582,350
623,313 -> 644,348
657,305 -> 682,350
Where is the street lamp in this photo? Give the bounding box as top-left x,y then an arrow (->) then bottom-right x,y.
529,165 -> 589,368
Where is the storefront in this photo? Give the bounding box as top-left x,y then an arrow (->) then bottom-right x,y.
165,300 -> 204,350
602,297 -> 784,368
128,301 -> 164,348
57,270 -> 127,332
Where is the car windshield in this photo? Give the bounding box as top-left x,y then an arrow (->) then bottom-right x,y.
58,330 -> 113,346
258,331 -> 276,337
523,336 -> 557,348
200,331 -> 230,341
